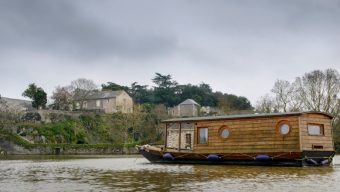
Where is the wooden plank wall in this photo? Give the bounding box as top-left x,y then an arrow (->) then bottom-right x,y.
193,116 -> 301,153
300,114 -> 334,151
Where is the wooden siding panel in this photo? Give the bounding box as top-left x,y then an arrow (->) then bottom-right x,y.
193,116 -> 301,153
299,114 -> 334,151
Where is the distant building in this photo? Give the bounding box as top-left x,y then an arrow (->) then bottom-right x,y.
169,99 -> 200,117
74,90 -> 133,114
0,97 -> 33,111
200,106 -> 224,116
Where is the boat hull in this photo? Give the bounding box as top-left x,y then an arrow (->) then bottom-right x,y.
138,146 -> 335,167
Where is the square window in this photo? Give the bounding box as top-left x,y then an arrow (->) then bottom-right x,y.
308,124 -> 324,135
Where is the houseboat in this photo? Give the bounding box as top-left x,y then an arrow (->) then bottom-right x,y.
138,111 -> 335,166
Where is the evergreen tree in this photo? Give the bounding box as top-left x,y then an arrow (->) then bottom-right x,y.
22,83 -> 47,109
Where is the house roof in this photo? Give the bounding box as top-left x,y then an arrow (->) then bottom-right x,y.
179,99 -> 200,106
162,111 -> 333,123
82,90 -> 124,100
0,97 -> 33,110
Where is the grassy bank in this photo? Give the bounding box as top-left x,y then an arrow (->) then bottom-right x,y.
0,104 -> 168,154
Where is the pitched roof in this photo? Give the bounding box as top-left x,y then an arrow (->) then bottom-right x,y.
162,111 -> 333,123
179,99 -> 200,105
84,90 -> 124,100
0,97 -> 33,110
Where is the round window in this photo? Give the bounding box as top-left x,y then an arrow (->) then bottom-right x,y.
279,123 -> 290,135
220,128 -> 229,139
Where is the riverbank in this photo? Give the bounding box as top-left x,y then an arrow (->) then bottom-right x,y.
0,129 -> 139,155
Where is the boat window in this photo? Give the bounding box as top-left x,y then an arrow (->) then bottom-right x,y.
198,128 -> 208,144
219,127 -> 229,139
277,121 -> 290,135
308,124 -> 324,135
280,124 -> 290,135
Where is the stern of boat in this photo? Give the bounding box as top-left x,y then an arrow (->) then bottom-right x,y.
301,151 -> 335,166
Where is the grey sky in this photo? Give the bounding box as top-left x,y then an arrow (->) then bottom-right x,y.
0,0 -> 339,105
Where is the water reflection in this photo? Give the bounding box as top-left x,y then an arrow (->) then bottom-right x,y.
0,155 -> 339,192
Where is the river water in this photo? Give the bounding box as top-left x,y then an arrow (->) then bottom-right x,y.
0,155 -> 340,192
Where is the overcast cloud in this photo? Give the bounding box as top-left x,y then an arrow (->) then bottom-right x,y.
0,0 -> 339,104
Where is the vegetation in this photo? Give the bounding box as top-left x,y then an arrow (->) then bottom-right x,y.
1,104 -> 166,147
101,73 -> 253,112
22,83 -> 47,109
50,73 -> 252,113
0,95 -> 23,130
256,68 -> 340,152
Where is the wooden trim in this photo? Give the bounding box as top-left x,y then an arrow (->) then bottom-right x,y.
165,123 -> 168,149
178,122 -> 182,151
298,116 -> 302,151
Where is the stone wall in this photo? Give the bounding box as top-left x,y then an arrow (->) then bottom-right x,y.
166,123 -> 194,150
0,135 -> 138,155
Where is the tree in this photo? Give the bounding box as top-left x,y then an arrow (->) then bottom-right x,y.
296,69 -> 340,115
22,83 -> 47,109
51,86 -> 73,110
255,94 -> 276,113
214,92 -> 253,113
0,95 -> 23,127
177,83 -> 218,107
70,78 -> 98,110
129,82 -> 153,104
271,80 -> 292,112
101,82 -> 129,92
152,73 -> 179,107
257,68 -> 340,117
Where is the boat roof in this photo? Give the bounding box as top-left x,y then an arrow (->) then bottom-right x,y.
162,111 -> 333,123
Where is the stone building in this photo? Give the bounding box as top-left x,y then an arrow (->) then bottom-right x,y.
169,99 -> 200,117
166,122 -> 194,150
0,97 -> 34,111
74,90 -> 133,114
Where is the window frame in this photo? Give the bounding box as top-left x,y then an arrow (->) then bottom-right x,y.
307,123 -> 324,136
219,126 -> 230,140
96,100 -> 101,107
197,127 -> 208,145
276,120 -> 291,136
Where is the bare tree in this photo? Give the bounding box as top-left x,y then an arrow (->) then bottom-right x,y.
288,80 -> 303,112
296,69 -> 340,115
51,86 -> 73,110
69,78 -> 98,110
0,95 -> 23,127
255,94 -> 276,113
271,80 -> 292,112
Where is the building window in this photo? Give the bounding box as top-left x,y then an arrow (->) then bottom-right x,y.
308,124 -> 324,136
198,128 -> 208,144
185,134 -> 191,149
219,126 -> 230,139
277,121 -> 290,135
83,101 -> 87,108
76,102 -> 80,109
96,100 -> 101,107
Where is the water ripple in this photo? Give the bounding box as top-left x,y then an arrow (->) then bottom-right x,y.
0,155 -> 339,192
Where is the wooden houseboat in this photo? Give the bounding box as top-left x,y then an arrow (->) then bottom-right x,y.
138,111 -> 335,166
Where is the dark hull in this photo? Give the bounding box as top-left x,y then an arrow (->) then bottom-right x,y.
138,146 -> 335,167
